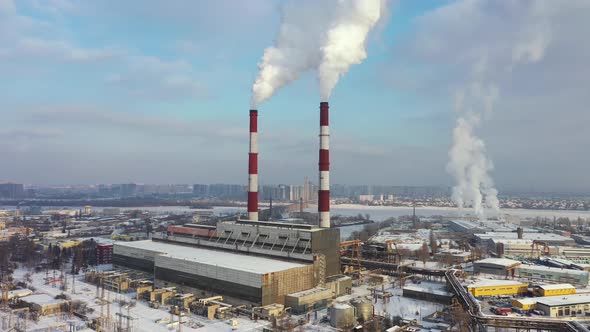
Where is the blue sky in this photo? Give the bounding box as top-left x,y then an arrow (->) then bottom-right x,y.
1,0 -> 589,192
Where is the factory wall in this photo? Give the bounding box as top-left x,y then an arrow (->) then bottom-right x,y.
113,244 -> 159,272
261,265 -> 317,306
537,302 -> 590,317
154,254 -> 315,305
154,265 -> 261,303
516,266 -> 590,286
311,228 -> 340,277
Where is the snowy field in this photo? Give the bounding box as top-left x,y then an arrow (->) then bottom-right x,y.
6,265 -> 453,331
9,267 -> 271,332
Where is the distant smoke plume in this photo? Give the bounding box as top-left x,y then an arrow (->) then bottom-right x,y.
447,79 -> 500,220
447,1 -> 552,220
251,0 -> 385,107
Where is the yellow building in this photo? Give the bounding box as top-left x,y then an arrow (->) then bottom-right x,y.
58,240 -> 81,249
511,298 -> 537,311
467,279 -> 528,297
534,283 -> 576,297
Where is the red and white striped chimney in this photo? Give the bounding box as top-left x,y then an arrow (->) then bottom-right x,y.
318,102 -> 330,228
248,109 -> 259,221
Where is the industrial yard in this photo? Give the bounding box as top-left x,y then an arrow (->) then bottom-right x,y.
5,205 -> 590,331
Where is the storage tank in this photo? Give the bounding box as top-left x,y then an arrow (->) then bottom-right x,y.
351,299 -> 373,322
329,303 -> 356,328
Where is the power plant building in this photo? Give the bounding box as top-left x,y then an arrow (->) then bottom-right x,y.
114,240 -> 319,305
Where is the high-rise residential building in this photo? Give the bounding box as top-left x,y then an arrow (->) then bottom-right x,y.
0,183 -> 24,199
120,183 -> 137,197
193,184 -> 208,197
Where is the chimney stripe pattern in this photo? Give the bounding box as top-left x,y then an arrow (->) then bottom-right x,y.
248,109 -> 259,221
318,102 -> 330,228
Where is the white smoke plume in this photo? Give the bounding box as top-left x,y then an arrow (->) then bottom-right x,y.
250,0 -> 331,108
251,0 -> 385,107
447,80 -> 500,220
318,0 -> 384,101
447,1 -> 553,220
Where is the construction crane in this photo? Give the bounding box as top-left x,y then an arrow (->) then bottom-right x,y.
384,239 -> 402,265
339,240 -> 362,277
1,281 -> 9,310
531,240 -> 550,258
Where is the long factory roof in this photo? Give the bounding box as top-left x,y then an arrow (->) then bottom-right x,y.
538,283 -> 576,290
517,264 -> 589,276
536,294 -> 590,307
116,240 -> 307,275
475,257 -> 522,267
475,232 -> 572,242
466,279 -> 527,288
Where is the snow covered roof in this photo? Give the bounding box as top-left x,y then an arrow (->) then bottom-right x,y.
116,240 -> 307,274
536,294 -> 590,307
476,232 -> 572,242
517,264 -> 589,276
467,279 -> 527,288
538,283 -> 575,290
22,294 -> 67,306
475,257 -> 521,267
403,285 -> 453,297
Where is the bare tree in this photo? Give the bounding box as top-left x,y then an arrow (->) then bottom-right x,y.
429,230 -> 438,255
419,243 -> 430,266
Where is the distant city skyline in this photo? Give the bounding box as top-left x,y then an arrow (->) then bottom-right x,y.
2,1 -> 590,193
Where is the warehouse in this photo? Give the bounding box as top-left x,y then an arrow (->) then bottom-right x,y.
21,294 -> 68,316
402,284 -> 453,305
473,258 -> 521,276
511,297 -> 537,311
114,240 -> 318,305
466,279 -> 528,297
475,232 -> 575,247
536,294 -> 590,317
516,264 -> 590,286
534,283 -> 576,297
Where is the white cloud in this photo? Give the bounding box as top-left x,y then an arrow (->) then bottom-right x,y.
386,0 -> 590,192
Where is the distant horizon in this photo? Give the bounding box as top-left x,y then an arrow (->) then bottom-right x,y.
3,181 -> 590,196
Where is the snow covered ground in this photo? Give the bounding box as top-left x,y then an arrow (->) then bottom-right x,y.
9,266 -> 271,332
8,265 -> 451,331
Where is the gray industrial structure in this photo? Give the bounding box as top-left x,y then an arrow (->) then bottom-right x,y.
113,220 -> 341,305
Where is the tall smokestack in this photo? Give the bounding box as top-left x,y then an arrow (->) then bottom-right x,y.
318,102 -> 330,228
248,109 -> 259,221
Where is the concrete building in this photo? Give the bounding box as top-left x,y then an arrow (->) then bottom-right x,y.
516,264 -> 590,286
466,279 -> 528,297
473,258 -> 521,276
21,294 -> 68,316
492,239 -> 560,257
284,287 -> 333,314
536,294 -> 590,317
402,285 -> 453,305
0,183 -> 24,199
475,232 -> 575,247
152,220 -> 341,277
114,240 -> 319,305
